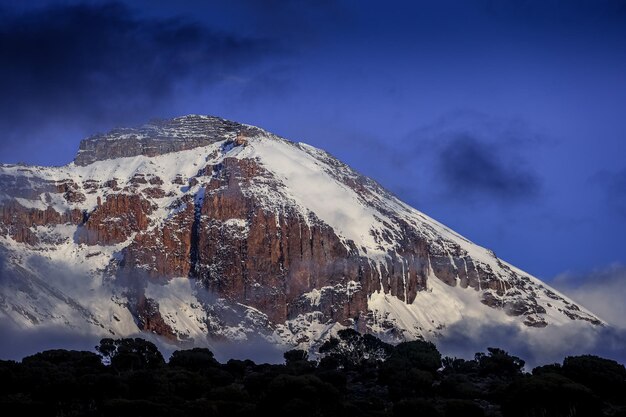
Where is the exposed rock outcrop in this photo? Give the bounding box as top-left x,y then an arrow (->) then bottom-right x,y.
74,115 -> 259,166
77,194 -> 153,245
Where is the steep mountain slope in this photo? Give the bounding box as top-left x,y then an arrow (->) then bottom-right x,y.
0,115 -> 602,348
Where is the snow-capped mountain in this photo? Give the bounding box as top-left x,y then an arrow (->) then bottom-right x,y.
0,115 -> 602,349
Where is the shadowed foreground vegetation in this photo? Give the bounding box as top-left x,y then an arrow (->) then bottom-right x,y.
0,329 -> 625,417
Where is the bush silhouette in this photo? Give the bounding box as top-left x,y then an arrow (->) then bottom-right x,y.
502,372 -> 602,417
319,329 -> 393,368
475,347 -> 525,377
561,355 -> 626,402
169,347 -> 218,370
96,338 -> 165,371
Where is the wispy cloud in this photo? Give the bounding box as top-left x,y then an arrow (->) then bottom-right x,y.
431,262 -> 626,368
439,318 -> 626,369
552,263 -> 626,329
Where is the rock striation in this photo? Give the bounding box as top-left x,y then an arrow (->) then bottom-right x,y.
74,115 -> 259,166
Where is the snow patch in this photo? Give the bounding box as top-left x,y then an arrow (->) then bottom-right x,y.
145,278 -> 209,343
236,135 -> 400,258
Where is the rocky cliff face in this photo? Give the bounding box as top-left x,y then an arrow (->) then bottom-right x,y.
74,115 -> 257,166
0,115 -> 603,348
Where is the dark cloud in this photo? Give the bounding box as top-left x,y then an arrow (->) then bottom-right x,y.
0,2 -> 274,160
438,134 -> 541,201
313,112 -> 545,210
395,111 -> 545,204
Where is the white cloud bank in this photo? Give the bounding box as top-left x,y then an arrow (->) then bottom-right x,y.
552,263 -> 626,330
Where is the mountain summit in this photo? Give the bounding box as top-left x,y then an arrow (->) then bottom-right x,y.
0,115 -> 602,348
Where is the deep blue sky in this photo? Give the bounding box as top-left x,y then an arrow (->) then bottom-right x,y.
1,0 -> 625,284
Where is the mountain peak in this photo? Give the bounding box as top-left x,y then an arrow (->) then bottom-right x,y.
74,114 -> 262,166
0,115 -> 603,351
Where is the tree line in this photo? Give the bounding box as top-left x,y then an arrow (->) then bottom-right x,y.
0,329 -> 624,416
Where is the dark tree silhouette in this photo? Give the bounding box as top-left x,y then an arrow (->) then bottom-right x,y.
169,347 -> 219,370
561,355 -> 626,403
319,328 -> 393,368
475,347 -> 525,377
502,372 -> 602,417
0,333 -> 624,417
96,337 -> 165,370
284,349 -> 309,364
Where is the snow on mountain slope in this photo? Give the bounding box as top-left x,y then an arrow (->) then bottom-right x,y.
0,115 -> 603,350
232,132 -> 602,337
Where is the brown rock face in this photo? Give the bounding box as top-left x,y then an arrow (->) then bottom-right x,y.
55,180 -> 86,203
121,196 -> 196,277
74,115 -> 253,166
142,187 -> 166,199
181,153 -> 575,329
105,152 -> 565,332
113,156 -> 438,328
195,183 -> 363,324
131,294 -> 177,341
0,201 -> 84,244
110,157 -> 373,325
77,194 -> 153,245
